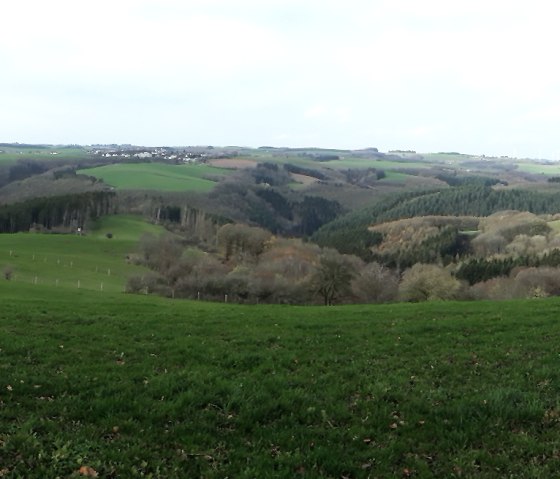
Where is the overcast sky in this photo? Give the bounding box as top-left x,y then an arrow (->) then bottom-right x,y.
2,0 -> 560,158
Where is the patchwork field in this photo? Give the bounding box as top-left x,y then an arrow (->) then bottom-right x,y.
1,276 -> 560,477
77,163 -> 232,192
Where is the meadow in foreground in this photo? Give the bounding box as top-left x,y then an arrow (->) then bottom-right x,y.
1,282 -> 559,478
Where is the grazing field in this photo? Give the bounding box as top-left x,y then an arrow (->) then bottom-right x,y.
1,283 -> 560,478
77,163 -> 232,192
0,146 -> 91,164
0,215 -> 162,292
321,158 -> 432,171
88,215 -> 167,242
516,162 -> 560,176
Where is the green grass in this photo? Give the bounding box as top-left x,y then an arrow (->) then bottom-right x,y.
77,163 -> 232,192
0,146 -> 91,164
382,171 -> 411,182
1,283 -> 560,477
88,215 -> 167,241
0,215 -> 163,293
516,162 -> 560,176
321,158 -> 432,170
238,154 -> 430,172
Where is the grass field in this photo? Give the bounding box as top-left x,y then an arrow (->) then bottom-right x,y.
1,278 -> 560,477
516,162 -> 560,176
233,153 -> 428,173
2,214 -> 560,477
77,163 -> 232,192
0,146 -> 91,164
321,158 -> 432,170
0,215 -> 163,293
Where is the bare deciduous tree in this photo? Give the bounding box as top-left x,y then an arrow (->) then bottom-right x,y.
351,262 -> 398,303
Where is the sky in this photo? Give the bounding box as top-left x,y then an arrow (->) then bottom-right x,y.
2,0 -> 560,158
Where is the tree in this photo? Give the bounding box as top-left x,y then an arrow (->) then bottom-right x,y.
138,233 -> 183,274
471,232 -> 507,257
351,262 -> 398,303
399,263 -> 463,302
513,267 -> 560,298
311,249 -> 355,305
217,223 -> 271,262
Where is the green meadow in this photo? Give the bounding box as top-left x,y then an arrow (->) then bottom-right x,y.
0,146 -> 90,164
516,162 -> 560,176
77,163 -> 232,192
0,215 -> 163,293
1,283 -> 560,478
2,217 -> 560,477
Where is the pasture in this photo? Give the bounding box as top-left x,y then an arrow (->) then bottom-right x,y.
77,163 -> 232,192
0,215 -> 162,293
321,158 -> 432,171
516,162 -> 560,176
1,280 -> 560,477
0,146 -> 90,164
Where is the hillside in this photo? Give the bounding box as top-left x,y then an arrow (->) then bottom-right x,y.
0,215 -> 163,292
77,163 -> 233,192
3,144 -> 560,477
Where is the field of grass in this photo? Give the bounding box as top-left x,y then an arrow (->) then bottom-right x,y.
516,162 -> 560,176
237,153 -> 429,173
1,279 -> 560,477
382,171 -> 411,182
88,215 -> 166,242
0,146 -> 91,164
321,158 -> 432,170
77,163 -> 232,192
0,215 -> 163,293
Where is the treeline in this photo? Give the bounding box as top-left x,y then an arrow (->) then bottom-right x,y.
435,174 -> 504,188
0,192 -> 116,233
313,187 -> 560,258
283,163 -> 328,180
456,249 -> 560,285
126,224 -> 560,305
126,228 -> 398,305
376,187 -> 560,221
